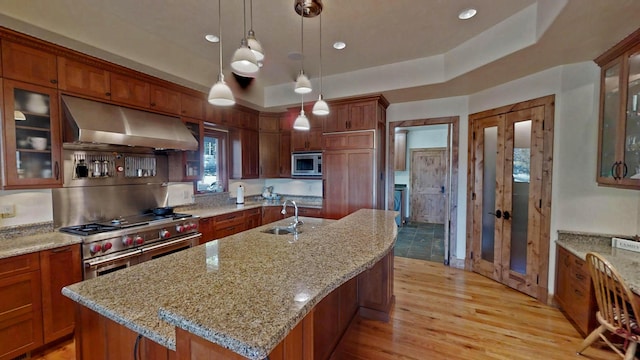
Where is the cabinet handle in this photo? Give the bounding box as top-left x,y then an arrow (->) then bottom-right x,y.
150,102 -> 156,107
54,161 -> 60,181
611,162 -> 618,179
622,162 -> 628,178
50,79 -> 58,84
52,246 -> 72,253
105,92 -> 111,97
575,273 -> 585,281
563,256 -> 570,266
574,259 -> 583,266
322,179 -> 326,199
574,289 -> 583,297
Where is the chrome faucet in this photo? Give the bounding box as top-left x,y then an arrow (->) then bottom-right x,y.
281,200 -> 303,231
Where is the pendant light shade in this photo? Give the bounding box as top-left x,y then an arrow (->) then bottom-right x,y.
293,109 -> 311,130
209,74 -> 235,106
312,95 -> 329,115
231,0 -> 259,76
312,13 -> 329,115
209,0 -> 235,106
295,71 -> 312,94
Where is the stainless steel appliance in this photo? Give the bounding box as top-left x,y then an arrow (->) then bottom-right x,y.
292,152 -> 322,177
61,211 -> 200,279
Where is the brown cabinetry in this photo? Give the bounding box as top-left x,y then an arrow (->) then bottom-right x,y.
262,206 -> 283,225
323,149 -> 375,219
149,84 -> 180,114
285,206 -> 323,218
57,57 -> 111,100
109,72 -> 150,108
0,253 -> 43,360
357,251 -> 394,321
180,93 -> 204,119
323,100 -> 377,133
40,245 -> 82,343
173,118 -> 203,181
279,131 -> 292,177
1,40 -> 57,88
596,29 -> 640,188
259,114 -> 281,178
2,79 -> 62,189
394,130 -> 408,171
199,208 -> 263,243
555,245 -> 597,336
230,128 -> 259,179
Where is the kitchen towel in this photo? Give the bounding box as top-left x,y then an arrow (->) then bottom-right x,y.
236,184 -> 245,204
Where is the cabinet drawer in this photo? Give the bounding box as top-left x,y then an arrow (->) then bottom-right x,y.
323,131 -> 374,150
0,312 -> 43,359
243,208 -> 261,217
0,253 -> 40,279
214,224 -> 244,239
213,212 -> 245,230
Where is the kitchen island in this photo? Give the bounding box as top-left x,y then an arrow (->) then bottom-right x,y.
63,209 -> 398,359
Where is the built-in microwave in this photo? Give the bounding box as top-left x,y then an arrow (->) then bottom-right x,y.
292,152 -> 322,177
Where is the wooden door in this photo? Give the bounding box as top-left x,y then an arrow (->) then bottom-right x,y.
410,148 -> 447,223
470,106 -> 545,298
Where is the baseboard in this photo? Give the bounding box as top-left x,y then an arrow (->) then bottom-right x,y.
448,256 -> 465,269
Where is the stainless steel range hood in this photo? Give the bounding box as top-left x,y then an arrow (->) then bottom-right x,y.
61,95 -> 198,150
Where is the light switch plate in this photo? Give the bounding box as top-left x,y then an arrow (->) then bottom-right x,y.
612,237 -> 640,253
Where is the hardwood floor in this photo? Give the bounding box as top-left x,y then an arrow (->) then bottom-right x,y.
33,257 -> 616,360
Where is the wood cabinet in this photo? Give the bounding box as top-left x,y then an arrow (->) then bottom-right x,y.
244,208 -> 262,230
1,40 -> 58,88
259,114 -> 281,178
323,149 -> 375,219
279,131 -> 292,177
555,245 -> 597,336
394,130 -> 408,171
149,84 -> 180,114
323,131 -> 374,150
198,217 -> 214,244
357,251 -> 394,322
285,206 -> 323,218
323,100 -> 377,133
229,127 -> 259,179
199,208 -> 263,243
109,72 -> 150,108
262,206 -> 284,225
181,118 -> 203,181
2,79 -> 62,189
40,245 -> 82,343
180,93 -> 204,119
596,29 -> 640,188
291,128 -> 322,152
0,253 -> 43,360
57,57 -> 111,100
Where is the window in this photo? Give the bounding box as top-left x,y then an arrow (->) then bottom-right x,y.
196,127 -> 227,193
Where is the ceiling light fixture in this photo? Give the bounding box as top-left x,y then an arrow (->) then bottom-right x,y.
294,8 -> 312,94
333,41 -> 346,50
246,0 -> 264,62
294,0 -> 323,18
312,13 -> 329,116
208,0 -> 235,106
231,0 -> 259,76
458,8 -> 477,20
293,96 -> 311,130
204,34 -> 219,43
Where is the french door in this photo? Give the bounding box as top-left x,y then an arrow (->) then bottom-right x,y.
470,105 -> 546,299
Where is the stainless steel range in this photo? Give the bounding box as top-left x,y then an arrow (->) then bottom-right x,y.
61,212 -> 200,279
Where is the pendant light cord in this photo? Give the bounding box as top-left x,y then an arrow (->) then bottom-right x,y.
300,11 -> 304,70
218,0 -> 223,76
250,0 -> 254,30
319,13 -> 322,92
243,0 -> 247,39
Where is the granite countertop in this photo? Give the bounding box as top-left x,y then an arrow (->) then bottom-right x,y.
0,231 -> 81,260
62,209 -> 398,359
185,200 -> 321,219
556,231 -> 640,295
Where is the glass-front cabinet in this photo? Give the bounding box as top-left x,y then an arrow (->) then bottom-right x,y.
182,118 -> 202,181
597,40 -> 640,188
2,80 -> 61,188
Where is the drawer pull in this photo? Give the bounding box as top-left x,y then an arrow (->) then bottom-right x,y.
52,246 -> 72,253
575,273 -> 585,281
574,259 -> 584,266
574,289 -> 584,296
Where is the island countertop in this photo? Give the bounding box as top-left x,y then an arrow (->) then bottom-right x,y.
62,209 -> 398,359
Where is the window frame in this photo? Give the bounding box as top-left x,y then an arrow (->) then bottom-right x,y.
196,125 -> 228,194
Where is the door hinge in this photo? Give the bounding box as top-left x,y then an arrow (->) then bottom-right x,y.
472,192 -> 476,200
472,132 -> 476,140
469,251 -> 473,260
539,199 -> 542,208
542,120 -> 545,130
536,274 -> 539,284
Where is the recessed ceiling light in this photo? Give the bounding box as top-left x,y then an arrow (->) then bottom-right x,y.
458,8 -> 477,20
205,34 -> 220,43
288,52 -> 303,61
333,41 -> 346,50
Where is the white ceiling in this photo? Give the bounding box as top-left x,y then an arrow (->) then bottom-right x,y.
0,0 -> 639,111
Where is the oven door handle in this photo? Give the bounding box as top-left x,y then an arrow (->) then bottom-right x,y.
84,249 -> 141,268
140,233 -> 201,253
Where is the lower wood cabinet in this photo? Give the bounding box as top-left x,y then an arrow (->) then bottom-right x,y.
285,206 -> 323,218
40,245 -> 82,343
555,245 -> 597,336
262,206 -> 284,225
199,208 -> 263,244
0,253 -> 43,360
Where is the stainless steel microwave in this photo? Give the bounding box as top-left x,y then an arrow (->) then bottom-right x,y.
292,152 -> 322,177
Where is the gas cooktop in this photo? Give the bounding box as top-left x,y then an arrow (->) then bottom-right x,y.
60,213 -> 193,236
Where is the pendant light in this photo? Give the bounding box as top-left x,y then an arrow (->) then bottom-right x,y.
231,0 -> 259,76
312,13 -> 329,116
208,0 -> 235,106
294,9 -> 312,94
246,0 -> 264,62
293,96 -> 311,130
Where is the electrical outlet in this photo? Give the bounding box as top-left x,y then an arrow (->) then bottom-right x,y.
0,204 -> 16,218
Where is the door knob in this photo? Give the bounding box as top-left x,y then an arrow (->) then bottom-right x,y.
488,210 -> 502,218
503,211 -> 511,220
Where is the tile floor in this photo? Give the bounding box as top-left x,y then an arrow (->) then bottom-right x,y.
394,221 -> 445,263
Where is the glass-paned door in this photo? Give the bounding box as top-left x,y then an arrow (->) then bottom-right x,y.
471,106 -> 544,298
598,60 -> 621,182
621,49 -> 640,182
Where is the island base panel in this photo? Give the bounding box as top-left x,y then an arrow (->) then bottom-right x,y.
74,305 -> 175,360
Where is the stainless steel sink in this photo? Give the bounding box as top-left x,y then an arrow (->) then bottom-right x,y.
261,226 -> 298,235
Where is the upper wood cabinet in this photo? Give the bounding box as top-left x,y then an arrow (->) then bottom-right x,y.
1,40 -> 58,88
57,57 -> 111,100
180,93 -> 204,119
394,130 -> 408,171
150,85 -> 181,115
596,29 -> 640,188
109,72 -> 150,108
279,131 -> 292,177
259,114 -> 281,178
323,100 -> 377,133
229,127 -> 259,179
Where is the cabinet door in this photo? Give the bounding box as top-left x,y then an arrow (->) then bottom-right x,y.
40,245 -> 82,343
1,40 -> 57,88
323,103 -> 349,133
394,130 -> 407,171
291,131 -> 309,152
307,129 -> 323,150
244,208 -> 262,230
57,57 -> 111,100
0,271 -> 43,359
259,131 -> 280,178
3,80 -> 62,188
262,206 -> 283,225
150,85 -> 181,114
313,290 -> 340,360
230,128 -> 259,179
180,93 -> 204,119
182,118 -> 203,181
348,101 -> 376,130
279,132 -> 292,177
199,217 -> 215,244
323,149 -> 374,219
110,73 -> 150,108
